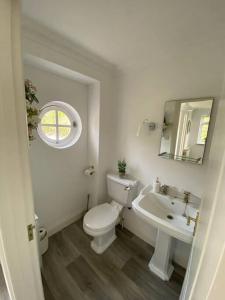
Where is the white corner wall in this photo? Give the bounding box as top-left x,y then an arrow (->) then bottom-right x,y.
22,18 -> 225,269
87,83 -> 100,207
116,44 -> 225,267
22,19 -> 118,231
24,64 -> 89,234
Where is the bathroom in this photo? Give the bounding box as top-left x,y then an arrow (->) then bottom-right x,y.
1,1 -> 225,300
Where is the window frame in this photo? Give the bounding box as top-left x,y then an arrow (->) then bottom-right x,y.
37,101 -> 82,149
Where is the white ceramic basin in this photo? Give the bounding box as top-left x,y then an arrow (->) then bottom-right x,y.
132,185 -> 199,281
132,186 -> 197,244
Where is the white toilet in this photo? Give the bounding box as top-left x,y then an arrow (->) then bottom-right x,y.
83,173 -> 138,254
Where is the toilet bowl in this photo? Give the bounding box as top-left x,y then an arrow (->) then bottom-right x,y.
83,201 -> 122,253
83,173 -> 138,254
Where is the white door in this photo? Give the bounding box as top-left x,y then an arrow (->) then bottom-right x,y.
0,1 -> 44,299
180,97 -> 225,299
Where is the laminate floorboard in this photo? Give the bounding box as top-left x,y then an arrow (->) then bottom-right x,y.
42,219 -> 185,300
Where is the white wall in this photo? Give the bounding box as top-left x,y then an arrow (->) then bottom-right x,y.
116,46 -> 224,267
87,83 -> 100,207
22,18 -> 225,270
24,64 -> 89,234
22,19 -> 117,210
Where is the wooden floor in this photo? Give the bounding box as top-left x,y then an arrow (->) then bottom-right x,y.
42,219 -> 185,300
0,264 -> 10,300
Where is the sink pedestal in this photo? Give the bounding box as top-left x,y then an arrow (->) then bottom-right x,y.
149,229 -> 174,281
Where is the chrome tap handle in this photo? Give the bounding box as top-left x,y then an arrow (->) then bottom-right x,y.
186,212 -> 199,236
184,191 -> 191,203
184,191 -> 190,196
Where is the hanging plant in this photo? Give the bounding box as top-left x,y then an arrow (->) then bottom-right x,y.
25,79 -> 40,141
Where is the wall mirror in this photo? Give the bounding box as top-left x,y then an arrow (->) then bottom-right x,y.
159,98 -> 214,164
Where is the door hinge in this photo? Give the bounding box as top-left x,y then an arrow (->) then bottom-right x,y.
27,224 -> 35,241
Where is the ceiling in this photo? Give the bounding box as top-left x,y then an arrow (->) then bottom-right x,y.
22,0 -> 225,72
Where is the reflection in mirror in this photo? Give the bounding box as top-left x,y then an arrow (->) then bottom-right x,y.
159,98 -> 213,165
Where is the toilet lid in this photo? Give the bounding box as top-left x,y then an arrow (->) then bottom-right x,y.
84,203 -> 119,231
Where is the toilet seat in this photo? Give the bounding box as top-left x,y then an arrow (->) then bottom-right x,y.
83,203 -> 119,236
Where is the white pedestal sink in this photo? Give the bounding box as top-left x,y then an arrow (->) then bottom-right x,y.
149,230 -> 174,280
132,186 -> 198,281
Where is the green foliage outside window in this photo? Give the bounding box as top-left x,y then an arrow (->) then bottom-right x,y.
198,115 -> 209,144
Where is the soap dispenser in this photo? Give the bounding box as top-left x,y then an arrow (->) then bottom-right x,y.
153,177 -> 160,193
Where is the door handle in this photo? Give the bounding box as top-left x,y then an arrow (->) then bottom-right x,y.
27,224 -> 35,241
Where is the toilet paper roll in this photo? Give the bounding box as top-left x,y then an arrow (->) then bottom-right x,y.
39,227 -> 47,241
84,166 -> 95,176
39,227 -> 48,255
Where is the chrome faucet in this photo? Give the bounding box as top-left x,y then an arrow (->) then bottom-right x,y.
182,191 -> 191,218
160,184 -> 169,195
183,191 -> 190,203
187,212 -> 199,236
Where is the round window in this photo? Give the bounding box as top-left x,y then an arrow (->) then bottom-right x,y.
37,101 -> 82,149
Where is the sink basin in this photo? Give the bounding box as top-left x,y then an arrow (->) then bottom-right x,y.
132,185 -> 198,280
132,187 -> 196,243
